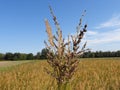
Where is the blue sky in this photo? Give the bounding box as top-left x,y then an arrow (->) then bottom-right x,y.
0,0 -> 120,54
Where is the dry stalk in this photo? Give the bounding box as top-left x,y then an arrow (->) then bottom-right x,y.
44,6 -> 88,89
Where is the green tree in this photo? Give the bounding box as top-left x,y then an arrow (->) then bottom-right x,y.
26,53 -> 34,60
40,48 -> 49,59
0,53 -> 4,60
13,53 -> 21,60
35,52 -> 41,60
20,53 -> 27,60
116,51 -> 120,57
4,52 -> 13,60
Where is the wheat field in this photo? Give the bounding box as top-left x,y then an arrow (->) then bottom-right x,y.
0,58 -> 120,90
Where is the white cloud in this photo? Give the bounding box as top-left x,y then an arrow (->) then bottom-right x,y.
87,31 -> 98,35
96,15 -> 120,29
65,14 -> 120,51
87,29 -> 120,45
87,14 -> 120,46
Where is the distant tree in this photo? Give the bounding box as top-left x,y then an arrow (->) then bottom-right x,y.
26,53 -> 34,60
82,50 -> 120,58
40,48 -> 49,59
82,51 -> 93,58
89,52 -> 95,58
35,52 -> 41,60
0,50 -> 120,61
20,53 -> 27,60
13,53 -> 21,60
91,52 -> 95,58
116,51 -> 120,57
4,52 -> 13,60
95,51 -> 99,57
0,53 -> 4,60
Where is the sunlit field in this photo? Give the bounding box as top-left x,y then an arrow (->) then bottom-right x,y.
0,58 -> 120,90
0,60 -> 34,71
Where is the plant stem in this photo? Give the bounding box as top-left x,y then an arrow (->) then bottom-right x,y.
57,83 -> 70,90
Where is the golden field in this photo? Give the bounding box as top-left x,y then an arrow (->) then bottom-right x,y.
0,58 -> 120,90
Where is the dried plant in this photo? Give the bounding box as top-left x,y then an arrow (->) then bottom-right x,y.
44,6 -> 89,90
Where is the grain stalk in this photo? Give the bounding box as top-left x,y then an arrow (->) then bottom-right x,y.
44,6 -> 88,90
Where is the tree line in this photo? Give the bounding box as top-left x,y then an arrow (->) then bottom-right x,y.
81,51 -> 120,58
0,49 -> 120,60
0,48 -> 48,60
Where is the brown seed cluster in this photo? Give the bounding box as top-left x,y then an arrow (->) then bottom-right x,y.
44,6 -> 89,87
